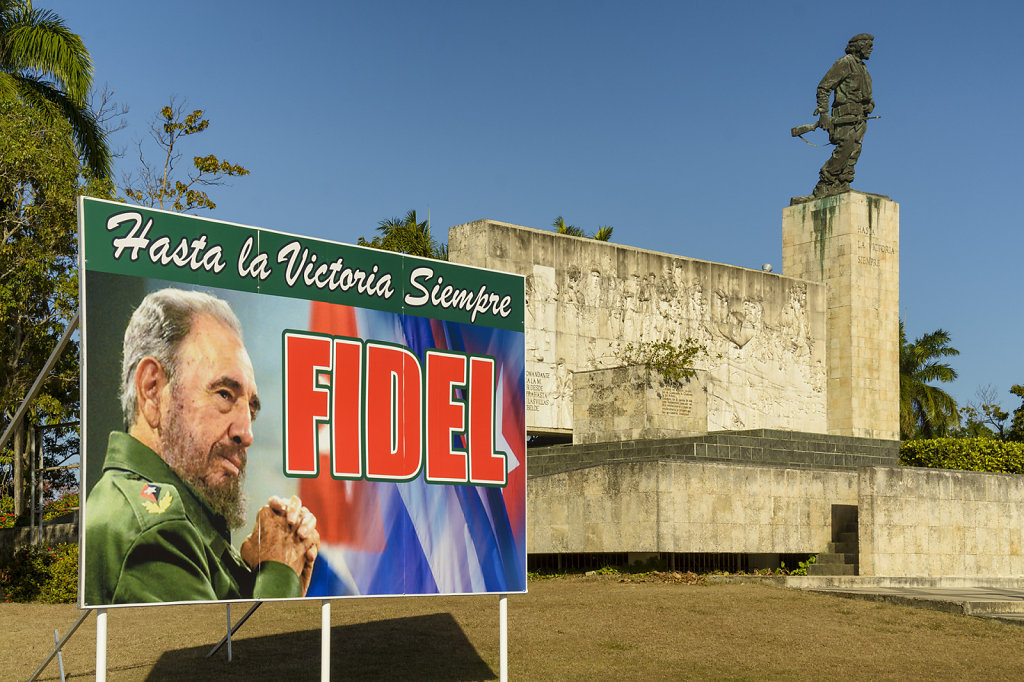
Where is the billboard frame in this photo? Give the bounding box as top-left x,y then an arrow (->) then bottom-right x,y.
72,196 -> 525,680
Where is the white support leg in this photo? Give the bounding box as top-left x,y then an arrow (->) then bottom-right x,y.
499,594 -> 508,682
321,599 -> 331,681
226,604 -> 233,662
95,609 -> 107,682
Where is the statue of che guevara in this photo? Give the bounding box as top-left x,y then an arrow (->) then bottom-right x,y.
793,33 -> 875,202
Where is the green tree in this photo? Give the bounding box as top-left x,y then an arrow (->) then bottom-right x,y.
1007,385 -> 1024,442
899,320 -> 960,440
956,385 -> 1008,439
552,216 -> 613,241
0,0 -> 109,177
358,209 -> 447,260
122,98 -> 250,213
0,99 -> 95,516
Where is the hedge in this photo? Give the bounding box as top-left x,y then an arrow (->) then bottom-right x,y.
900,438 -> 1024,475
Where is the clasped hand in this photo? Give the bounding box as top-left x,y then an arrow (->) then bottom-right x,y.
240,495 -> 320,595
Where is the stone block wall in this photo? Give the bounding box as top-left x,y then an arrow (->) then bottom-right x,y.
528,459 -> 857,555
528,429 -> 900,478
449,220 -> 827,436
0,521 -> 78,555
527,453 -> 1024,578
859,467 -> 1024,577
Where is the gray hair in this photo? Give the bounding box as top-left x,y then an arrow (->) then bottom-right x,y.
120,288 -> 243,428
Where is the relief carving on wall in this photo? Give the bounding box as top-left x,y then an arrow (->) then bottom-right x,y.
711,290 -> 760,349
509,237 -> 825,434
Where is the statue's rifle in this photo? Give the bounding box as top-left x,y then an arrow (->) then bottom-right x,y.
791,115 -> 881,146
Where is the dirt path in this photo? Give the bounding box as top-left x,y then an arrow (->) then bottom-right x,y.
5,576 -> 1024,680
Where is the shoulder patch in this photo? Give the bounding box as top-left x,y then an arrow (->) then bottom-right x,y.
107,475 -> 187,530
139,482 -> 173,514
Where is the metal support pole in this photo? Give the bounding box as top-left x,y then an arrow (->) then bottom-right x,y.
499,594 -> 508,682
54,630 -> 66,682
0,312 -> 79,454
34,426 -> 43,545
226,604 -> 233,662
207,602 -> 262,658
96,609 -> 108,682
28,609 -> 92,681
321,599 -> 331,681
30,425 -> 36,545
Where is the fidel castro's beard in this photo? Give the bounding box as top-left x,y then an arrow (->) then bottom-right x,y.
160,391 -> 248,529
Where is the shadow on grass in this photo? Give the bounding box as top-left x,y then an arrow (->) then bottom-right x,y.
146,612 -> 496,680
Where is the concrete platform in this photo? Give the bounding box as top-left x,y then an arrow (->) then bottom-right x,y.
786,576 -> 1024,623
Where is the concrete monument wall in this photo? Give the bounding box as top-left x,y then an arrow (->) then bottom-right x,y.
528,457 -> 1024,578
449,221 -> 827,436
572,366 -> 709,444
528,460 -> 857,555
782,192 -> 899,440
859,467 -> 1024,577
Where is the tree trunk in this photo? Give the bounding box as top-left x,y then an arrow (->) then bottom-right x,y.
12,420 -> 25,516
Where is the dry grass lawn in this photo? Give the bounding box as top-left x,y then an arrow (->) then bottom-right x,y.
5,575 -> 1024,680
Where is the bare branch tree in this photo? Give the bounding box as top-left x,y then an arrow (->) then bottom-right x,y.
121,95 -> 250,213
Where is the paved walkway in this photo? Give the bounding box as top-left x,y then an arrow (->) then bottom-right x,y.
785,576 -> 1024,623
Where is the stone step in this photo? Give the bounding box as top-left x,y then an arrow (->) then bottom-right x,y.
807,562 -> 857,576
827,541 -> 857,554
839,531 -> 858,545
814,552 -> 858,566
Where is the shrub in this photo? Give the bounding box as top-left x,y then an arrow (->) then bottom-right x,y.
43,492 -> 79,521
899,438 -> 1024,474
788,555 -> 817,576
39,543 -> 79,603
0,543 -> 78,603
617,339 -> 713,385
0,496 -> 14,529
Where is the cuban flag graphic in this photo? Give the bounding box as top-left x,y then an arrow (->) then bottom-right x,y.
140,483 -> 161,502
301,302 -> 526,597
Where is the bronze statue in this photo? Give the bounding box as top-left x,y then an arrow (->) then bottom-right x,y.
794,33 -> 875,201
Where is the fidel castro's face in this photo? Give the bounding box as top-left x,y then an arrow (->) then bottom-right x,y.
160,313 -> 261,494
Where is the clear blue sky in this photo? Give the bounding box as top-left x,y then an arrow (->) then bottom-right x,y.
52,0 -> 1024,413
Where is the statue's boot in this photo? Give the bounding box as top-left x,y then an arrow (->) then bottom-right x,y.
812,180 -> 850,199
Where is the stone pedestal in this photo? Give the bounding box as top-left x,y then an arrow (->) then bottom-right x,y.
782,191 -> 899,440
572,365 -> 708,445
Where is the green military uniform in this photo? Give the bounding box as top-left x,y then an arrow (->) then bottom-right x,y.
84,431 -> 300,605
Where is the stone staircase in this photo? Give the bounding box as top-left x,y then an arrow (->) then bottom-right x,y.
808,507 -> 859,576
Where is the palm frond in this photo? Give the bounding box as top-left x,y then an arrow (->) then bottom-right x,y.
2,4 -> 92,101
899,319 -> 961,439
13,74 -> 109,176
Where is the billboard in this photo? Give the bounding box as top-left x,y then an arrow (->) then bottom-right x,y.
78,197 -> 526,607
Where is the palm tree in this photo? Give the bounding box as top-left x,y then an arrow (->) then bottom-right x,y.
0,0 -> 109,176
899,320 -> 960,439
553,215 -> 585,238
552,216 -> 613,241
359,209 -> 447,260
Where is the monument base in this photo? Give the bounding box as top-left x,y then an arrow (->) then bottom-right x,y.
782,190 -> 899,440
789,188 -> 891,206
